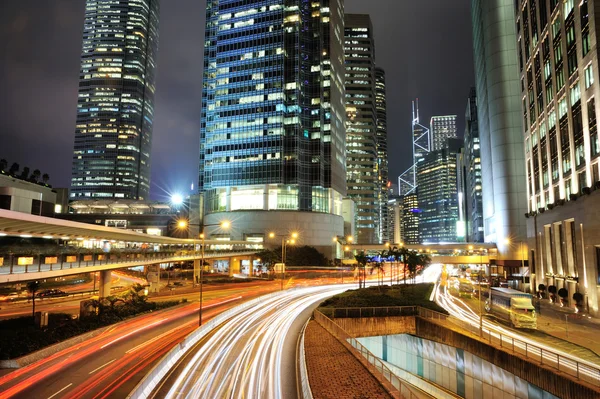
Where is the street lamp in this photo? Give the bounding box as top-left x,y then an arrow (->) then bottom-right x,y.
178,219 -> 231,326
269,231 -> 298,290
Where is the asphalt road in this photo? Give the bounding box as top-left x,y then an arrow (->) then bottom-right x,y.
0,281 -> 281,399
151,285 -> 347,399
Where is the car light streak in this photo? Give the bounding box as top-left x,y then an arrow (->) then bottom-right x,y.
163,286 -> 348,399
434,281 -> 600,385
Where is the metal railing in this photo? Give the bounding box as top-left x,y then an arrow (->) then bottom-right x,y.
319,306 -> 420,319
317,306 -> 600,387
417,307 -> 600,387
313,310 -> 432,399
0,250 -> 256,276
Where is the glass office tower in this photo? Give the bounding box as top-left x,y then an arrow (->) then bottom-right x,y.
344,14 -> 379,244
375,67 -> 389,243
70,0 -> 159,200
200,0 -> 347,248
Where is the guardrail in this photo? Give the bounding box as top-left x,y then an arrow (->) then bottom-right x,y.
313,310 -> 431,399
297,319 -> 313,399
0,250 -> 256,276
418,307 -> 600,387
127,291 -> 280,399
325,305 -> 600,387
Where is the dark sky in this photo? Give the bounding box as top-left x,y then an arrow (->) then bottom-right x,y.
0,1 -> 474,200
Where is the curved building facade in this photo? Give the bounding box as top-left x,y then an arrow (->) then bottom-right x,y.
199,0 -> 347,248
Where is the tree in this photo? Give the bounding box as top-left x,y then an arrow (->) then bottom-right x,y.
8,162 -> 19,176
284,245 -> 328,266
30,169 -> 41,183
354,251 -> 369,289
42,173 -> 50,184
26,281 -> 40,322
0,159 -> 7,172
255,249 -> 279,274
558,287 -> 568,307
415,253 -> 431,283
19,166 -> 30,181
396,247 -> 411,284
370,261 -> 385,288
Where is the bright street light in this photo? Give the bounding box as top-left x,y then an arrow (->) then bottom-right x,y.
178,220 -> 187,229
171,193 -> 184,205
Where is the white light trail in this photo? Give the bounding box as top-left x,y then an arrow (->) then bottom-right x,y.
165,286 -> 348,399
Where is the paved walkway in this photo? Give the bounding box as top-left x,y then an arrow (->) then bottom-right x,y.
304,320 -> 392,399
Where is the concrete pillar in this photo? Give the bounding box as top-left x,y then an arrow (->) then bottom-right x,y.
226,187 -> 232,212
229,257 -> 240,277
263,184 -> 269,210
99,270 -> 111,298
248,256 -> 254,277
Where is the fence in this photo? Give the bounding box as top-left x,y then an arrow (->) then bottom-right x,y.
318,306 -> 600,388
0,250 -> 255,276
313,310 -> 432,399
416,307 -> 600,386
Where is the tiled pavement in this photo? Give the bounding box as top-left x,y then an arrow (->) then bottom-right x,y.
304,320 -> 392,399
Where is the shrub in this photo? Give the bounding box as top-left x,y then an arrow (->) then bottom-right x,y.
558,287 -> 568,299
573,292 -> 584,303
318,283 -> 447,314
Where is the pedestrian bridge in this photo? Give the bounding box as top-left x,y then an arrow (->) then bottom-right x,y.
347,243 -> 497,265
0,209 -> 262,284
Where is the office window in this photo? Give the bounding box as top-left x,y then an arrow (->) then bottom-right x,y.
585,64 -> 594,89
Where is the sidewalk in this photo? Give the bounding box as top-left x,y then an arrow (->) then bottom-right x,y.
304,320 -> 392,399
534,299 -> 600,361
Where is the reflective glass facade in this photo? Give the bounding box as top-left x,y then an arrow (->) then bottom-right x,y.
70,0 -> 159,200
344,14 -> 379,244
464,88 -> 484,242
375,67 -> 389,243
417,140 -> 462,243
200,0 -> 346,216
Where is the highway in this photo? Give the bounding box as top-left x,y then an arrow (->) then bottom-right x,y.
0,282 -> 281,399
150,285 -> 348,399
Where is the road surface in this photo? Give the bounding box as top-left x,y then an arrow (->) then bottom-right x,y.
0,282 -> 280,399
151,285 -> 348,399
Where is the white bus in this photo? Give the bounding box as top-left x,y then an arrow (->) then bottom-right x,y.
484,287 -> 537,329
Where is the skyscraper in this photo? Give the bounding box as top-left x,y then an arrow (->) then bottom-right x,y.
471,0 -> 528,263
401,192 -> 420,245
345,14 -> 380,244
430,115 -> 458,151
417,138 -> 462,243
375,67 -> 389,243
199,0 -> 347,251
70,0 -> 160,200
516,0 -> 600,312
398,100 -> 431,196
464,88 -> 484,242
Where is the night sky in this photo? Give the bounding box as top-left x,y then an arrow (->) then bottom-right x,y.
0,1 -> 474,200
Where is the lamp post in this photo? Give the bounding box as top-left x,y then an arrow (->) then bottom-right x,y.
178,219 -> 230,326
269,231 -> 298,290
334,235 -> 354,284
479,248 -> 484,337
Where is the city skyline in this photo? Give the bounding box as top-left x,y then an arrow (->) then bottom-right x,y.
0,0 -> 474,199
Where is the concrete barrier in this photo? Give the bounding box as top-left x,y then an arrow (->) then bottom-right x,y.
297,319 -> 313,399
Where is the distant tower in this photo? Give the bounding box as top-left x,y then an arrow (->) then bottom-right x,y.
70,0 -> 160,200
430,115 -> 458,151
398,100 -> 431,196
